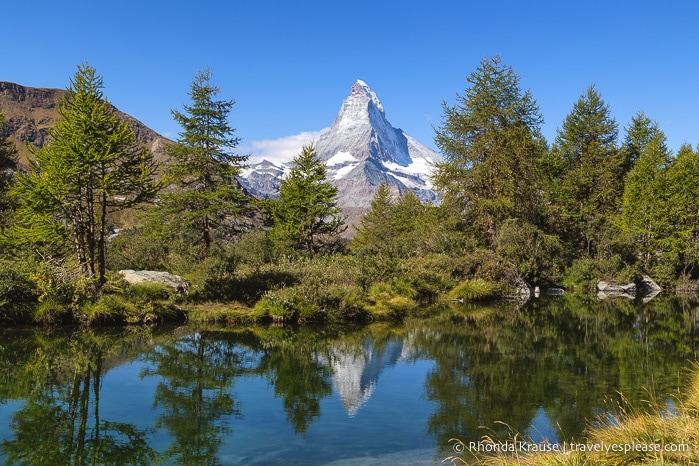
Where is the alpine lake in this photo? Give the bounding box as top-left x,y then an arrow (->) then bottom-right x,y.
0,294 -> 697,465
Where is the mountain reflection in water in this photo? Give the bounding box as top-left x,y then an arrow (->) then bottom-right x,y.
0,295 -> 696,465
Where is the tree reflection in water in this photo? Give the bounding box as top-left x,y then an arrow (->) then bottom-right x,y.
0,295 -> 695,464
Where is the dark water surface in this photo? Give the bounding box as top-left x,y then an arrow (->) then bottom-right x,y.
0,295 -> 697,465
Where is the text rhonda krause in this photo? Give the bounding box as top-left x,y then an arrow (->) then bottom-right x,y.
462,440 -> 690,454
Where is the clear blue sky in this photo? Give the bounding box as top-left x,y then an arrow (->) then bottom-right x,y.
3,0 -> 698,157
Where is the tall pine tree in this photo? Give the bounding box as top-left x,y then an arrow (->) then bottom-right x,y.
10,64 -> 159,285
656,145 -> 699,278
546,85 -> 621,258
159,69 -> 251,253
433,56 -> 547,248
270,145 -> 346,254
619,129 -> 670,269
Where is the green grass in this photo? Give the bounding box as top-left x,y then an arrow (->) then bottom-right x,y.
448,279 -> 499,301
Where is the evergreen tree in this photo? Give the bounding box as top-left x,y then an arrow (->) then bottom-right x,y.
0,112 -> 18,228
546,85 -> 621,258
270,145 -> 346,254
10,64 -> 158,285
433,56 -> 547,248
352,183 -> 396,258
619,130 -> 671,269
621,111 -> 662,175
159,69 -> 250,253
656,145 -> 699,278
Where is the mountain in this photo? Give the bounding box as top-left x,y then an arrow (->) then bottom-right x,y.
238,80 -> 442,227
0,81 -> 170,167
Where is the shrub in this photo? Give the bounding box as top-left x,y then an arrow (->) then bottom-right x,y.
253,288 -> 322,322
0,260 -> 38,319
447,278 -> 498,301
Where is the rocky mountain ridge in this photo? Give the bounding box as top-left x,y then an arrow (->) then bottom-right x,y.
0,81 -> 169,167
238,80 -> 442,227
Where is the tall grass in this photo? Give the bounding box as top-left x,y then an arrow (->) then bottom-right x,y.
446,364 -> 699,465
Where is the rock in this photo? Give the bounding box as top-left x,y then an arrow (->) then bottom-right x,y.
545,288 -> 565,296
638,275 -> 662,295
597,281 -> 636,294
515,279 -> 533,299
597,290 -> 635,300
119,270 -> 189,294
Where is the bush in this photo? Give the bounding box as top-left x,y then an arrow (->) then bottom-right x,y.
0,260 -> 38,319
253,288 -> 322,322
106,227 -> 169,271
447,278 -> 498,301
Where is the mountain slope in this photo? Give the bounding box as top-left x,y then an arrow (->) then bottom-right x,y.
0,81 -> 170,168
239,80 -> 442,227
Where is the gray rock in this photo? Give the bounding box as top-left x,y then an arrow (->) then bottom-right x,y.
638,275 -> 662,295
119,270 -> 189,294
597,281 -> 637,293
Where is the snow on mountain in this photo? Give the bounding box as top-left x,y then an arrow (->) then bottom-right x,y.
238,80 -> 442,228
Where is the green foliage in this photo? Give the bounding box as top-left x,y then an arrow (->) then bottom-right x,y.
494,218 -> 562,283
433,55 -> 547,247
366,281 -> 417,318
270,144 -> 346,255
546,85 -> 621,259
157,68 -> 252,253
253,288 -> 321,322
106,227 -> 170,271
0,260 -> 38,320
30,261 -> 91,312
621,111 -> 664,175
619,129 -> 670,270
231,229 -> 274,270
9,64 -> 159,285
654,145 -> 699,278
447,278 -> 498,301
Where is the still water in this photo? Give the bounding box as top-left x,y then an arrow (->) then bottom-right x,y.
0,295 -> 697,465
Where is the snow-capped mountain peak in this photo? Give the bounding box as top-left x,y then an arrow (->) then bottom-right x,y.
237,80 -> 442,230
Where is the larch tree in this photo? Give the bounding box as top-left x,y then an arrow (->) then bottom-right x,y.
10,64 -> 159,285
619,129 -> 671,269
159,68 -> 251,253
270,144 -> 346,254
546,85 -> 622,258
433,56 -> 547,248
620,111 -> 663,175
656,145 -> 699,277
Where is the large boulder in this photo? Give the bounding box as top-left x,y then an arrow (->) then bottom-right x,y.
597,281 -> 636,294
119,270 -> 189,294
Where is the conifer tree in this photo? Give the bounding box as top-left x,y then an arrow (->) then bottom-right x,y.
433,56 -> 547,248
10,64 -> 159,285
621,111 -> 662,175
546,85 -> 621,258
656,145 -> 699,277
619,130 -> 670,269
270,145 -> 346,254
352,183 -> 396,258
159,69 -> 250,253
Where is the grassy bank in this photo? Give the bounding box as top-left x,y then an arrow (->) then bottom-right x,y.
447,364 -> 699,465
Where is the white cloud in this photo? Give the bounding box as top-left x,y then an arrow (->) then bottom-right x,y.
246,129 -> 329,165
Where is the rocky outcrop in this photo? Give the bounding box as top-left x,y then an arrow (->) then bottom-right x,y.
597,276 -> 662,301
597,281 -> 637,294
0,81 -> 171,168
119,270 -> 189,294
